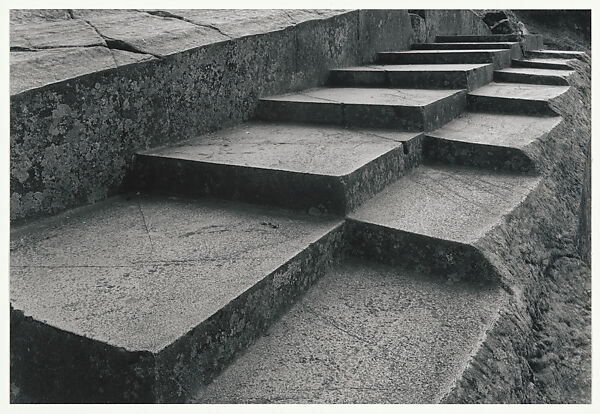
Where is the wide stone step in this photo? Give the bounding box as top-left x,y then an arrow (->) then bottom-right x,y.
328,63 -> 493,91
412,42 -> 522,59
436,34 -> 521,43
192,258 -> 506,403
10,195 -> 344,402
467,82 -> 570,116
494,67 -> 574,86
134,122 -> 422,215
256,87 -> 466,131
512,58 -> 577,70
376,49 -> 511,68
425,111 -> 562,171
346,164 -> 541,280
527,49 -> 588,60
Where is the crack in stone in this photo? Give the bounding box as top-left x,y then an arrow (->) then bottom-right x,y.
10,44 -> 106,52
142,10 -> 233,40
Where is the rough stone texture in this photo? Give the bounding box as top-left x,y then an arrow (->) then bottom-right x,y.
192,259 -> 506,403
10,195 -> 345,402
527,50 -> 588,60
494,67 -> 574,86
467,82 -> 569,116
442,56 -> 590,404
412,41 -> 522,60
409,13 -> 426,44
9,9 -> 72,24
425,111 -> 562,172
377,49 -> 511,69
256,87 -> 466,131
133,122 -> 422,214
10,9 -> 414,223
328,63 -> 493,90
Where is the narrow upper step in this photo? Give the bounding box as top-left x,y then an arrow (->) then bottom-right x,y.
468,82 -> 570,116
135,122 -> 422,214
376,49 -> 511,68
494,67 -> 575,86
512,58 -> 577,70
436,34 -> 520,43
192,258 -> 507,403
527,49 -> 587,60
412,41 -> 522,59
328,63 -> 493,91
256,87 -> 466,131
425,111 -> 562,171
348,163 -> 540,245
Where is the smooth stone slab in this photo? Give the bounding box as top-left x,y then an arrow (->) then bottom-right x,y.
494,67 -> 575,86
412,41 -> 522,59
527,50 -> 587,60
10,47 -> 117,95
11,195 -> 341,351
10,19 -> 107,50
143,9 -> 349,39
135,122 -> 422,214
424,111 -> 562,171
257,87 -> 466,131
348,164 -> 540,244
328,63 -> 493,90
512,58 -> 577,70
436,34 -> 520,42
72,10 -> 230,57
192,258 -> 506,403
376,49 -> 511,68
468,82 -> 569,116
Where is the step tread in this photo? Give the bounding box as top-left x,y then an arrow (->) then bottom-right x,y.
380,49 -> 507,54
10,195 -> 342,353
348,164 -> 540,244
139,122 -> 418,177
332,63 -> 491,72
469,82 -> 569,101
428,111 -> 562,149
516,57 -> 577,65
496,67 -> 575,77
262,87 -> 463,107
413,42 -> 518,48
530,49 -> 587,57
436,34 -> 520,42
192,258 -> 506,404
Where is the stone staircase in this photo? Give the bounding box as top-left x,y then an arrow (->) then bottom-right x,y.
10,33 -> 586,403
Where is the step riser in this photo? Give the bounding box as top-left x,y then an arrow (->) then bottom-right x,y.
376,50 -> 511,69
494,71 -> 570,86
11,225 -> 345,403
345,219 -> 500,283
328,67 -> 493,91
133,136 -> 422,215
467,95 -> 559,116
256,92 -> 466,131
412,43 -> 522,59
423,136 -> 536,172
512,59 -> 574,70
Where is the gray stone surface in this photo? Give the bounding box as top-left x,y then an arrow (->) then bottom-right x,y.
192,259 -> 506,403
10,9 -> 71,24
413,41 -> 518,49
494,67 -> 575,86
512,58 -> 577,70
428,111 -> 562,148
10,19 -> 107,50
436,34 -> 520,42
256,87 -> 466,130
377,49 -> 511,68
11,195 -> 341,352
468,82 -> 570,116
140,122 -> 415,176
348,164 -> 540,244
10,47 -> 117,95
527,50 -> 587,60
328,63 -> 493,90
